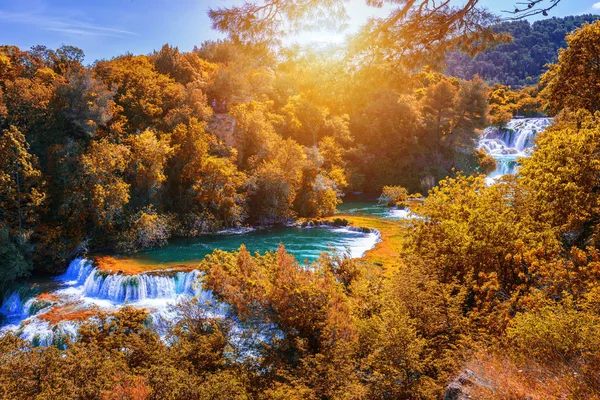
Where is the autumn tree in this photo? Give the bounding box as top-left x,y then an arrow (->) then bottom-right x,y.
542,20 -> 600,114
408,174 -> 560,330
168,118 -> 247,232
118,206 -> 173,253
126,130 -> 174,206
519,111 -> 600,246
0,126 -> 45,234
201,245 -> 361,398
95,55 -> 185,132
64,139 -> 131,232
52,67 -> 114,139
0,127 -> 44,287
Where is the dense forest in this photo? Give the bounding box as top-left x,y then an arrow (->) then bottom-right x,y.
446,14 -> 600,87
0,42 -> 492,290
3,0 -> 600,398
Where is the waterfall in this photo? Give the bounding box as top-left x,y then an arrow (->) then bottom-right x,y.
59,258 -> 203,304
0,258 -> 213,347
479,118 -> 553,179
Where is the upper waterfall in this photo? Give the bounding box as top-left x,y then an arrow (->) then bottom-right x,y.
479,118 -> 553,179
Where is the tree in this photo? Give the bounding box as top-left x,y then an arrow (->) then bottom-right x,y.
280,94 -> 328,146
248,158 -> 298,224
0,126 -> 45,234
407,173 -> 559,323
52,67 -> 114,139
0,224 -> 33,291
446,15 -> 600,87
74,139 -> 131,230
168,118 -> 247,231
542,20 -> 600,114
421,79 -> 458,135
209,0 -> 563,67
519,112 -> 600,245
126,130 -> 174,205
201,245 -> 360,398
95,55 -> 184,132
191,155 -> 247,227
118,206 -> 173,253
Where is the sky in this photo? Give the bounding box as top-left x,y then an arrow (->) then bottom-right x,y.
0,0 -> 598,64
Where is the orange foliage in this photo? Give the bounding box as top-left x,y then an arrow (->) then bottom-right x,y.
36,293 -> 59,302
102,374 -> 151,400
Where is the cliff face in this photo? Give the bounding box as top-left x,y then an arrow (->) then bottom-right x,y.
208,113 -> 237,148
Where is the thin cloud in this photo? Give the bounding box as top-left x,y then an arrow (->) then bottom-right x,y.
0,10 -> 138,37
593,2 -> 600,10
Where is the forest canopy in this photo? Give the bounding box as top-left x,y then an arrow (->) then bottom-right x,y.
446,14 -> 600,87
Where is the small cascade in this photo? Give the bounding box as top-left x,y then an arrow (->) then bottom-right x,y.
60,257 -> 96,285
479,118 -> 553,178
0,292 -> 31,320
60,258 -> 203,304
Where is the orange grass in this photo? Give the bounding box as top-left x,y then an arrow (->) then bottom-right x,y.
39,304 -> 100,325
94,256 -> 198,275
464,350 -> 600,400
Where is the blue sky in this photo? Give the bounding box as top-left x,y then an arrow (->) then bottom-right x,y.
0,0 -> 598,63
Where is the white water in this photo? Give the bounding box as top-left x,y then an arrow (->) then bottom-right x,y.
0,292 -> 40,332
60,258 -> 203,303
0,258 -> 215,346
479,118 -> 553,180
331,227 -> 381,259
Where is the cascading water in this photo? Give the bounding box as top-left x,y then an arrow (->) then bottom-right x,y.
0,292 -> 36,322
0,257 -> 212,346
479,118 -> 553,179
59,258 -> 203,303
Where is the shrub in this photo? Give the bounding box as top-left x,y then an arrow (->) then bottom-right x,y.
117,207 -> 173,254
506,303 -> 600,372
379,186 -> 408,207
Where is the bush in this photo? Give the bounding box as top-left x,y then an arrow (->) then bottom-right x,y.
506,303 -> 600,369
475,149 -> 498,175
379,186 -> 408,207
117,207 -> 173,254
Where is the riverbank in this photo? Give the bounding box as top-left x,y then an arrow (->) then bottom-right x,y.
324,213 -> 409,277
